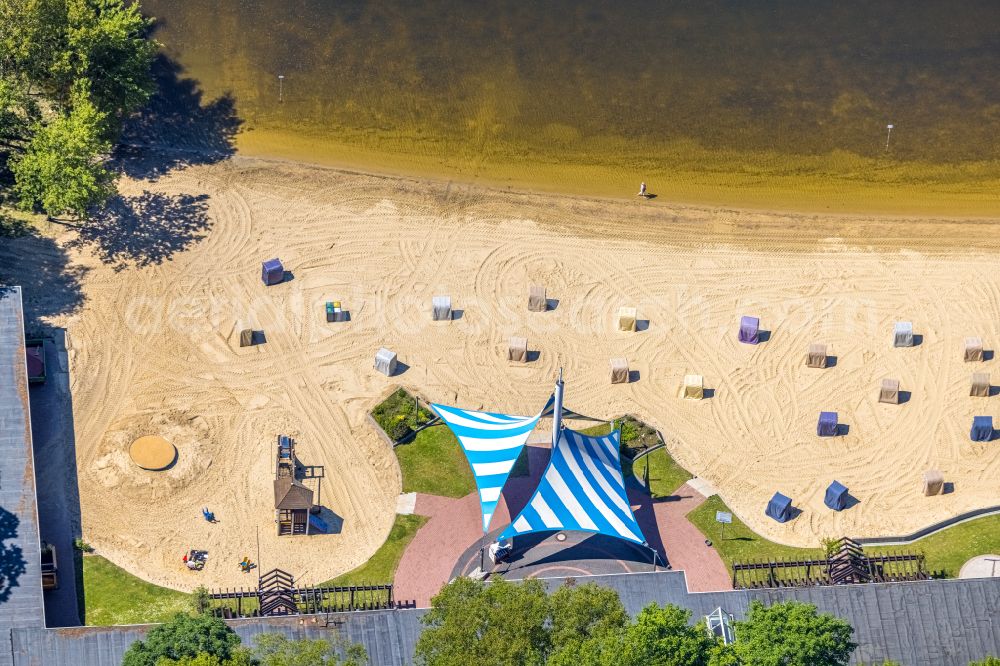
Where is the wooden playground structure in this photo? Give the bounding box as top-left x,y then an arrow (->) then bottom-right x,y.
273,435 -> 325,536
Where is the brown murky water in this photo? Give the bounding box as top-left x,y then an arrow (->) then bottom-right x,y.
142,0 -> 1000,213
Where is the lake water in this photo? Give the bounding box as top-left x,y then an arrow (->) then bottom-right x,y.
142,0 -> 1000,212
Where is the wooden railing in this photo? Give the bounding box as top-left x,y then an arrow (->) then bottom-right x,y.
732,538 -> 927,589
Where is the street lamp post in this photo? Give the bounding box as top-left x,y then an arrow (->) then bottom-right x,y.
278,75 -> 285,103
885,123 -> 894,152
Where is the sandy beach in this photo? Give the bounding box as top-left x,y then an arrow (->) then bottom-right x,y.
24,155 -> 999,590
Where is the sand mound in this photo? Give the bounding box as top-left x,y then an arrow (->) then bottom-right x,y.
129,435 -> 177,470
93,411 -> 212,497
59,157 -> 1000,590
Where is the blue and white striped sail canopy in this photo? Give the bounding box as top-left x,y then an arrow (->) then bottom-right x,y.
499,427 -> 646,544
430,396 -> 552,532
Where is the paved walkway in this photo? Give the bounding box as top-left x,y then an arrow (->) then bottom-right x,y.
394,445 -> 550,607
631,482 -> 731,592
394,492 -> 484,607
394,457 -> 732,606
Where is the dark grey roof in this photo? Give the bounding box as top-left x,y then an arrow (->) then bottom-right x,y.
273,477 -> 313,510
5,572 -> 1000,665
0,287 -> 45,645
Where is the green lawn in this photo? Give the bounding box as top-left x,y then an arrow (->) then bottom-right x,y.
688,497 -> 1000,580
395,424 -> 476,497
320,514 -> 428,586
83,555 -> 191,626
868,514 -> 1000,578
578,422 -> 612,437
84,515 -> 430,624
632,447 -> 693,498
686,495 -> 822,572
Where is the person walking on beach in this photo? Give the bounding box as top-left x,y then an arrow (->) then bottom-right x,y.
638,182 -> 647,197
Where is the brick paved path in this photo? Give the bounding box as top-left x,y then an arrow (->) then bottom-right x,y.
394,454 -> 731,607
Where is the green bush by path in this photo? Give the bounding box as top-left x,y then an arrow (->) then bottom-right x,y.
371,388 -> 433,442
685,496 -> 823,572
577,416 -> 660,457
321,514 -> 428,587
83,555 -> 190,626
395,424 -> 476,498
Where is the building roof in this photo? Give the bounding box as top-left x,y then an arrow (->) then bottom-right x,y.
0,287 -> 45,639
6,572 -> 1000,665
273,477 -> 313,510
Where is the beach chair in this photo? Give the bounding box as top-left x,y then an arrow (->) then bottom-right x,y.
824,481 -> 849,511
261,258 -> 284,285
610,358 -> 629,384
805,343 -> 827,368
817,411 -> 838,437
765,492 -> 793,523
738,316 -> 760,344
970,416 -> 993,442
893,321 -> 914,347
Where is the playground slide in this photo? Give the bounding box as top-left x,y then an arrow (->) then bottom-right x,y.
308,514 -> 328,534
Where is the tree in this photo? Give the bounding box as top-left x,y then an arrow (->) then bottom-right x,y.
549,582 -> 629,649
417,578 -> 651,666
11,92 -> 113,217
969,658 -> 1000,666
615,604 -> 715,666
0,0 -> 156,120
191,585 -> 211,615
120,613 -> 242,666
0,76 -> 38,153
546,583 -> 629,666
155,649 -> 254,666
0,0 -> 156,216
414,577 -> 551,666
726,601 -> 856,666
254,633 -> 367,666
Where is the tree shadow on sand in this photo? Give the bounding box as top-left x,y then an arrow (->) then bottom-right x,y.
117,54 -> 242,181
0,218 -> 87,333
66,191 -> 212,271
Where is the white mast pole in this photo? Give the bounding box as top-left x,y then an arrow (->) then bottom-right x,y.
552,367 -> 564,449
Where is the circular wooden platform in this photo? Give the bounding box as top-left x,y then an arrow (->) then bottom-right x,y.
129,435 -> 176,470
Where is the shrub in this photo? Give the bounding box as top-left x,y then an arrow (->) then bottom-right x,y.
371,388 -> 433,443
121,613 -> 241,666
618,415 -> 661,457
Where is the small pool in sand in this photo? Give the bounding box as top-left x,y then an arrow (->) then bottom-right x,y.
129,435 -> 177,471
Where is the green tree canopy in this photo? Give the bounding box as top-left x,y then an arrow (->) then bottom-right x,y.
121,613 -> 242,666
154,649 -> 254,666
0,0 -> 155,118
969,658 -> 1000,666
725,600 -> 856,666
545,583 -> 629,666
415,577 -> 551,666
11,92 -> 113,217
548,601 -> 715,666
616,603 -> 715,666
253,633 -> 367,666
0,0 -> 156,217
